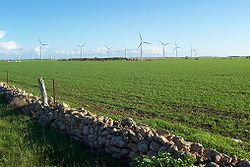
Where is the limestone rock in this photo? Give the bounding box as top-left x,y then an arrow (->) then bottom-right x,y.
121,117 -> 136,127
71,129 -> 82,138
110,136 -> 127,148
237,160 -> 250,167
138,140 -> 149,153
149,141 -> 161,152
191,143 -> 204,155
204,148 -> 221,161
205,162 -> 219,167
10,97 -> 28,108
82,126 -> 89,135
128,142 -> 138,152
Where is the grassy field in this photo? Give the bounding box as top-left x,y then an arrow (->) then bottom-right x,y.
0,95 -> 124,167
0,58 -> 249,159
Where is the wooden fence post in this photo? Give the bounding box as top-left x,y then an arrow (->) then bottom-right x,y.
38,78 -> 50,112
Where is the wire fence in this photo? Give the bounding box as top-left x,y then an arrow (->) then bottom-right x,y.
0,71 -> 57,104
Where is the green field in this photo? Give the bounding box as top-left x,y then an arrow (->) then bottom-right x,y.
0,58 -> 249,159
0,95 -> 123,167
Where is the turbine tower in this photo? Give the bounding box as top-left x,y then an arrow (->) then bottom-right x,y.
190,46 -> 198,57
49,48 -> 54,60
0,49 -> 4,61
193,49 -> 198,57
105,45 -> 112,58
76,42 -> 86,59
38,38 -> 48,60
17,47 -> 23,61
173,42 -> 181,57
159,40 -> 170,58
137,33 -> 151,60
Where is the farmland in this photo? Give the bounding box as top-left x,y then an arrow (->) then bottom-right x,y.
0,58 -> 249,159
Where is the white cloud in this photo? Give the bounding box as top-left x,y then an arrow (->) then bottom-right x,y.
0,41 -> 18,50
0,31 -> 6,39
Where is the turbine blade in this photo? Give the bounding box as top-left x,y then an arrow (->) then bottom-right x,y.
137,43 -> 142,50
143,42 -> 151,44
139,32 -> 142,40
159,40 -> 164,45
38,38 -> 42,44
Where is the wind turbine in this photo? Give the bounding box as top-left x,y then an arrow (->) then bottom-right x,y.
172,42 -> 182,57
124,48 -> 132,59
0,50 -> 3,61
137,33 -> 151,60
105,45 -> 112,58
17,47 -> 23,61
193,49 -> 198,57
38,38 -> 48,60
159,40 -> 170,58
49,48 -> 54,60
76,42 -> 86,59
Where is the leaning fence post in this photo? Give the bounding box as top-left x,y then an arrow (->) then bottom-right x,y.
38,78 -> 50,112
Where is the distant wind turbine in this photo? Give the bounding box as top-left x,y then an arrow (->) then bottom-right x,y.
17,47 -> 23,61
137,33 -> 151,60
193,49 -> 198,57
76,42 -> 86,59
124,48 -> 132,59
172,42 -> 182,57
38,38 -> 48,60
105,45 -> 112,58
0,49 -> 4,60
159,40 -> 170,57
49,48 -> 54,60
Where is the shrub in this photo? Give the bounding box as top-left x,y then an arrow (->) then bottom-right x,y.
134,152 -> 194,167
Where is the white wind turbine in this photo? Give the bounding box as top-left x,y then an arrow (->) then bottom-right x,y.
105,45 -> 112,58
17,47 -> 23,61
124,48 -> 132,59
159,40 -> 170,58
38,38 -> 48,60
190,46 -> 198,57
193,49 -> 198,57
0,49 -> 3,61
172,42 -> 182,57
49,48 -> 54,60
137,33 -> 151,60
76,42 -> 86,59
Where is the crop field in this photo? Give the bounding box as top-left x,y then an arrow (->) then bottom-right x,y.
0,58 -> 249,159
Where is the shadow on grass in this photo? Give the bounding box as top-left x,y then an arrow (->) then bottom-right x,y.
24,121 -> 126,167
0,94 -> 127,167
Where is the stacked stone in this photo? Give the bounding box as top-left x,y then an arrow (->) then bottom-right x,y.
0,82 -> 249,167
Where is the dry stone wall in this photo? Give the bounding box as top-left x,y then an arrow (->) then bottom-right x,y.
0,82 -> 249,167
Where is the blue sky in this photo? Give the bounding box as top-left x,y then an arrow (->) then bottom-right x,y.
1,0 -> 250,59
